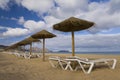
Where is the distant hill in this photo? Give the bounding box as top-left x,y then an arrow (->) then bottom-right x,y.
57,50 -> 70,53
0,45 -> 8,51
0,45 -> 8,49
31,47 -> 53,53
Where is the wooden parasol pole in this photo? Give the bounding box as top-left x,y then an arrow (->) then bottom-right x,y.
43,38 -> 45,61
30,43 -> 32,55
71,31 -> 75,56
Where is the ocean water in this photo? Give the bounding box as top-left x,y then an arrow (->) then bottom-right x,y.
53,52 -> 120,55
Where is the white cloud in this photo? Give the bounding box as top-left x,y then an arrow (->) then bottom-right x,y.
0,19 -> 46,38
44,16 -> 61,27
45,33 -> 120,52
1,16 -> 26,25
108,0 -> 120,13
55,0 -> 88,11
11,17 -> 18,21
9,0 -> 120,33
21,0 -> 54,15
0,0 -> 10,10
24,20 -> 46,32
75,0 -> 120,33
50,0 -> 88,19
0,26 -> 7,30
14,0 -> 22,5
10,16 -> 26,25
18,16 -> 25,25
2,28 -> 29,37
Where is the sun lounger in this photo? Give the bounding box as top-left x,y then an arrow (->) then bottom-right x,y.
23,52 -> 41,59
49,56 -> 117,74
65,58 -> 117,74
49,56 -> 88,70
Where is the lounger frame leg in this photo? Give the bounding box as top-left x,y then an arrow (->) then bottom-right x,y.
111,59 -> 117,69
104,59 -> 117,69
64,62 -> 73,71
77,62 -> 94,74
49,60 -> 57,68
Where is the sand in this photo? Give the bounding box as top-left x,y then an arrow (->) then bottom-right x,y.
0,52 -> 120,80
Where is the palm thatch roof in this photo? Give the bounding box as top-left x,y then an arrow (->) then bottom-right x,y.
53,17 -> 95,32
17,37 -> 40,46
31,30 -> 56,39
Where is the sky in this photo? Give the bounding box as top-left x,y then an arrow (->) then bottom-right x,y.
0,0 -> 120,52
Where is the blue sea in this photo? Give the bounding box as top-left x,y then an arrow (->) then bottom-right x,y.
52,52 -> 120,55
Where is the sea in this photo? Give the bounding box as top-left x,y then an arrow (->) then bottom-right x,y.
52,52 -> 120,55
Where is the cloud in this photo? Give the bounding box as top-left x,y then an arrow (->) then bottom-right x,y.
10,16 -> 26,25
1,16 -> 10,20
14,0 -> 22,5
0,0 -> 10,10
49,0 -> 88,19
55,0 -> 88,11
0,26 -> 8,30
74,0 -> 120,33
43,16 -> 61,27
18,16 -> 25,25
2,28 -> 29,37
24,20 -> 46,32
45,33 -> 120,52
0,18 -> 46,38
21,0 -> 54,15
0,26 -> 29,39
108,0 -> 120,13
9,0 -> 120,33
1,16 -> 26,24
11,17 -> 18,20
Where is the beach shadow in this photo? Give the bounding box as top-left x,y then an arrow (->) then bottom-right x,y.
0,72 -> 28,80
93,64 -> 111,70
0,62 -> 13,67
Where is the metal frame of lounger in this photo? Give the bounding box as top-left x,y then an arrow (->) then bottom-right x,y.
49,56 -> 88,70
64,56 -> 89,71
22,53 -> 41,59
32,53 -> 41,58
65,58 -> 117,74
24,54 -> 32,59
13,52 -> 21,57
66,56 -> 88,61
49,56 -> 73,70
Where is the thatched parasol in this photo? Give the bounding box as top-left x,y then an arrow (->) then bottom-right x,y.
5,44 -> 18,50
18,37 -> 40,45
53,17 -> 95,56
31,30 -> 56,61
5,37 -> 40,53
18,37 -> 40,54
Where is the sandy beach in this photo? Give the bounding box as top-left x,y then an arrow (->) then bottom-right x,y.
0,52 -> 120,80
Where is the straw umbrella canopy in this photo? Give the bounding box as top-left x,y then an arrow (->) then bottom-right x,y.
17,37 -> 40,54
53,17 -> 95,56
31,30 -> 56,61
5,44 -> 18,50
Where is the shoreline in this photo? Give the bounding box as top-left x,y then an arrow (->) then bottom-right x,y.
50,52 -> 120,55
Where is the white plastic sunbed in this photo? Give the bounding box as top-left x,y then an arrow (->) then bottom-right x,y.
65,58 -> 117,74
49,56 -> 89,70
24,53 -> 41,59
49,56 -> 117,74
